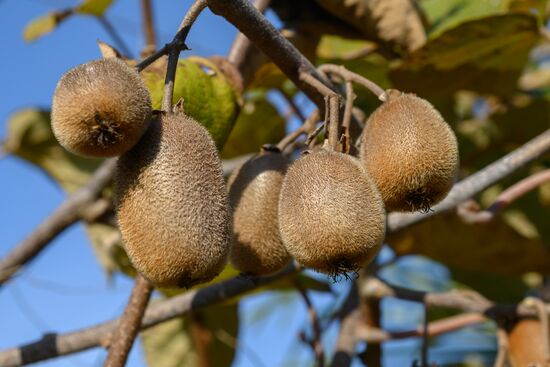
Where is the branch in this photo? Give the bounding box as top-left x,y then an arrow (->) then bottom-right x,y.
140,0 -> 157,56
318,64 -> 388,102
330,282 -> 360,367
0,263 -> 300,367
493,327 -> 509,367
295,281 -> 325,367
162,0 -> 208,112
103,275 -> 153,367
457,169 -> 550,224
0,159 -> 117,287
207,0 -> 334,109
388,129 -> 550,233
341,81 -> 355,154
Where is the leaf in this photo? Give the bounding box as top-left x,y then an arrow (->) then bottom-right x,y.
315,0 -> 427,52
386,210 -> 550,276
390,13 -> 540,96
23,11 -> 71,42
221,92 -> 286,159
142,303 -> 239,367
75,0 -> 113,16
142,57 -> 241,150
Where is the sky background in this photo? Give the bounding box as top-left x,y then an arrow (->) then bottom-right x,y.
0,1 -> 496,366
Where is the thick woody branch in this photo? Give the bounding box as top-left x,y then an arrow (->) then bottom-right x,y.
388,129 -> 550,233
103,275 -> 153,367
0,263 -> 300,367
207,0 -> 334,109
0,159 -> 117,287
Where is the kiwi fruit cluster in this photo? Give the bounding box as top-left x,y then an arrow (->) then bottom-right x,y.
51,58 -> 151,157
360,90 -> 459,212
228,146 -> 290,275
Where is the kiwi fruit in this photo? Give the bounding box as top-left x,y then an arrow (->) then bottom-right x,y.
115,112 -> 231,288
228,147 -> 290,275
51,58 -> 151,157
360,90 -> 459,212
278,148 -> 386,277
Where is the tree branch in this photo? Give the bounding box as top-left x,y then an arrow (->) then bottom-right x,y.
388,129 -> 550,233
0,159 -> 117,288
0,263 -> 300,367
140,0 -> 157,56
318,64 -> 388,102
295,280 -> 325,367
103,275 -> 153,367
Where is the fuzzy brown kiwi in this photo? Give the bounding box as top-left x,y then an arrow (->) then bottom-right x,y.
51,58 -> 151,157
115,113 -> 231,288
278,148 -> 386,277
360,90 -> 459,212
228,147 -> 290,275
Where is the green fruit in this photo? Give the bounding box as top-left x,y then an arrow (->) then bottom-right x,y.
360,90 -> 459,212
115,113 -> 231,288
278,148 -> 386,276
228,148 -> 290,275
51,58 -> 151,157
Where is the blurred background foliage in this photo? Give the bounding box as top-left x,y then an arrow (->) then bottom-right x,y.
3,0 -> 550,365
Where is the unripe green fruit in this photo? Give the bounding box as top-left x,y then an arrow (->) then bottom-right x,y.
52,58 -> 151,157
360,90 -> 459,212
278,149 -> 386,276
115,113 -> 231,288
228,148 -> 290,275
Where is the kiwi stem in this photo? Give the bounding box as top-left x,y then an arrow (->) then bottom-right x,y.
162,0 -> 208,113
104,275 -> 153,367
140,0 -> 157,57
327,94 -> 341,152
318,64 -> 387,102
341,81 -> 356,154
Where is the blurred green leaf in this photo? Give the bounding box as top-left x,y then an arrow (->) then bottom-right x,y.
390,13 -> 540,96
142,303 -> 238,367
23,11 -> 71,42
143,57 -> 240,150
221,92 -> 286,158
75,0 -> 113,16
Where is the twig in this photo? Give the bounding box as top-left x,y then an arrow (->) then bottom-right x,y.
357,281 -> 381,366
277,126 -> 307,152
420,304 -> 429,367
493,327 -> 509,367
457,169 -> 550,224
330,282 -> 360,367
0,263 -> 300,367
207,0 -> 334,109
327,94 -> 341,152
278,88 -> 306,122
162,0 -> 208,112
103,275 -> 153,367
388,129 -> 550,233
341,81 -> 355,154
0,159 -> 117,287
140,0 -> 157,56
227,0 -> 271,68
295,281 -> 325,367
97,17 -> 133,58
318,64 -> 387,102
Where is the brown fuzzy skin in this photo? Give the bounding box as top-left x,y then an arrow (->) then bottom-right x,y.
360,90 -> 459,212
115,113 -> 231,288
52,58 -> 151,157
228,149 -> 290,275
278,149 -> 386,276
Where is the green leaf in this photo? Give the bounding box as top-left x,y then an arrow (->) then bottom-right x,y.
143,57 -> 241,150
221,92 -> 286,158
142,304 -> 238,367
23,12 -> 70,42
390,13 -> 540,96
75,0 -> 113,16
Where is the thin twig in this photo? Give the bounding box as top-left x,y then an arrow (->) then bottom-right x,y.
162,0 -> 208,112
104,275 -> 153,367
457,169 -> 550,224
341,81 -> 355,154
97,17 -> 133,58
420,304 -> 429,367
278,88 -> 306,122
493,327 -> 509,367
318,64 -> 387,102
0,159 -> 117,287
140,0 -> 157,56
330,282 -> 360,367
0,263 -> 300,367
295,280 -> 325,367
327,94 -> 341,152
388,129 -> 550,233
277,126 -> 307,152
